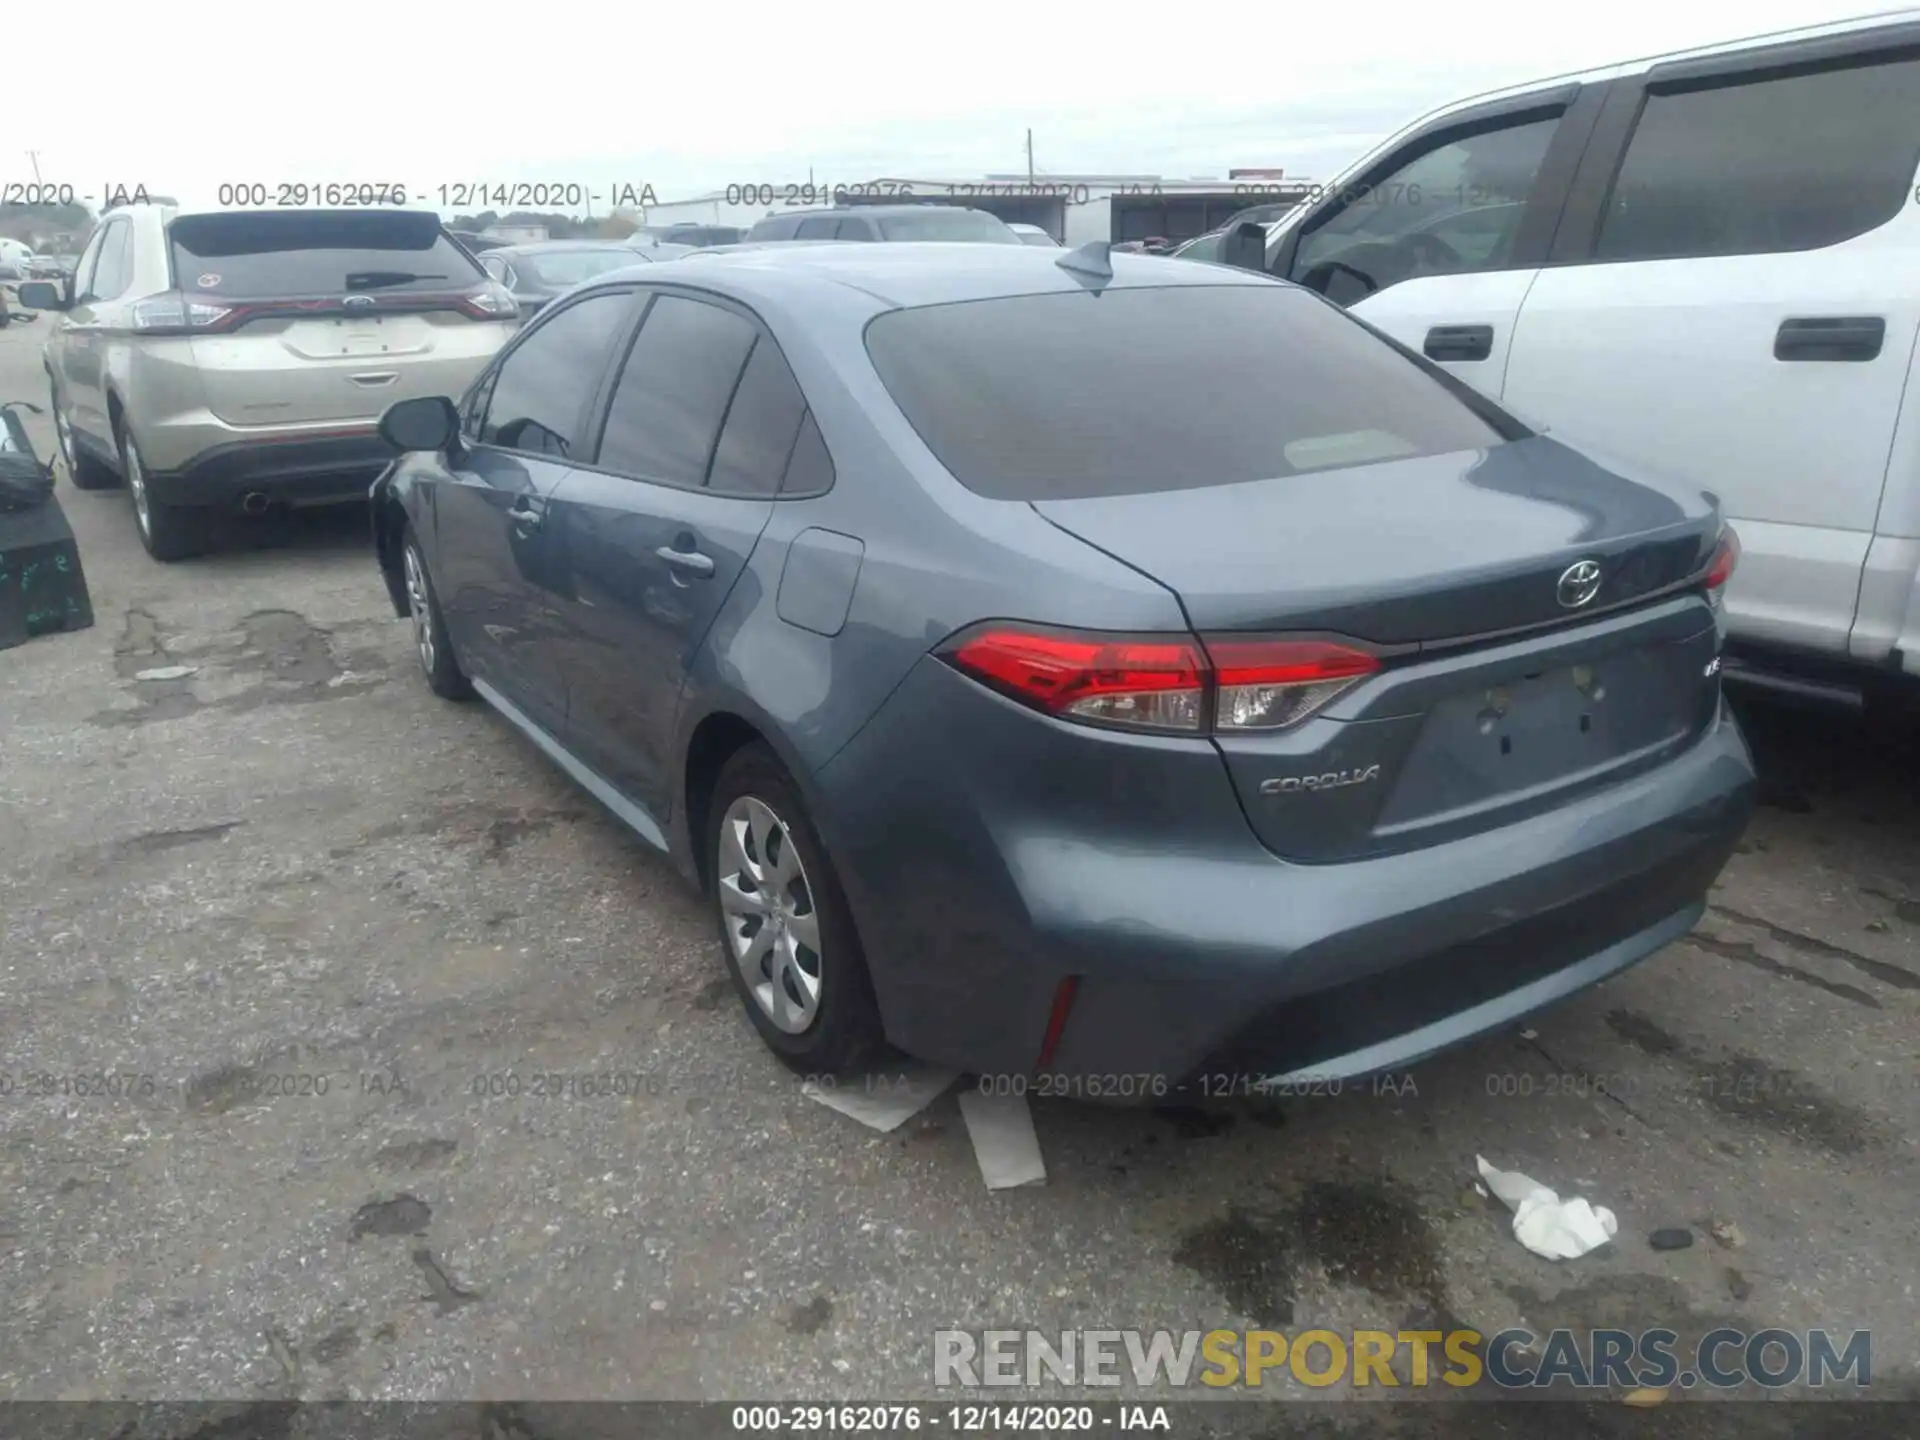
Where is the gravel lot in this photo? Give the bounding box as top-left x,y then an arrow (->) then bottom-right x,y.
1,314 -> 1916,1435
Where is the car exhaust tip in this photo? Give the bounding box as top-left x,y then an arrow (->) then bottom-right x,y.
240,491 -> 270,516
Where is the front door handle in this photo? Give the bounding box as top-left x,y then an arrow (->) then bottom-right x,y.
1423,324 -> 1494,362
506,496 -> 545,532
656,544 -> 715,579
1775,316 -> 1885,362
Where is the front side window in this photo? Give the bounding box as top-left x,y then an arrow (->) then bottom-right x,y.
596,294 -> 757,486
1596,54 -> 1920,262
867,284 -> 1513,501
480,290 -> 633,456
1290,113 -> 1562,297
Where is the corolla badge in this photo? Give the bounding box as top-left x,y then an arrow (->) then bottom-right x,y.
1259,764 -> 1382,796
342,294 -> 377,308
1557,559 -> 1603,609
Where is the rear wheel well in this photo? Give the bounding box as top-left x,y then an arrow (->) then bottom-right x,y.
105,391 -> 129,462
683,713 -> 766,891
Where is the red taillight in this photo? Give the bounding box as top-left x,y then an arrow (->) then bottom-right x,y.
1204,636 -> 1381,730
1703,526 -> 1740,591
941,624 -> 1379,733
129,290 -> 238,335
946,626 -> 1207,731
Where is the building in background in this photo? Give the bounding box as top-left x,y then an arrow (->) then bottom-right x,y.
632,173 -> 1316,246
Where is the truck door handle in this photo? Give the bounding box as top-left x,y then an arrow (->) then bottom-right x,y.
1774,316 -> 1884,362
1423,324 -> 1494,362
656,544 -> 715,579
506,495 -> 544,532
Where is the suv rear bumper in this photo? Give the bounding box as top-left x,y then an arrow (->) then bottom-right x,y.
143,431 -> 392,508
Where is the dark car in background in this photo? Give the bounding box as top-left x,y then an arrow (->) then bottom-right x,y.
746,205 -> 1021,244
370,244 -> 1753,1089
479,241 -> 652,319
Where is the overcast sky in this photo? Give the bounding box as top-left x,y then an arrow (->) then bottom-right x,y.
10,0 -> 1891,214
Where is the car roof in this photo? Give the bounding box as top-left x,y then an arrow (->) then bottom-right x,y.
595,241 -> 1274,311
1405,7 -> 1918,127
756,204 -> 1002,221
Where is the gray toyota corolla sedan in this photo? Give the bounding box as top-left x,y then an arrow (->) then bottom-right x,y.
370,242 -> 1755,1097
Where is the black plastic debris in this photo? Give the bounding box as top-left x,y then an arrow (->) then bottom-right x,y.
0,401 -> 94,651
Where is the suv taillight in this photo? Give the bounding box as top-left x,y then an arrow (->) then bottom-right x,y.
940,624 -> 1380,734
1703,526 -> 1740,593
458,282 -> 517,320
130,291 -> 236,335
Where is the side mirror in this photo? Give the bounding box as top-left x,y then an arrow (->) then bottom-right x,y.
378,395 -> 459,453
18,281 -> 66,311
1222,222 -> 1267,272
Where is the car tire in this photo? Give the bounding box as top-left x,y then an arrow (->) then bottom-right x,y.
707,743 -> 883,1076
50,384 -> 118,490
119,423 -> 205,561
402,528 -> 472,701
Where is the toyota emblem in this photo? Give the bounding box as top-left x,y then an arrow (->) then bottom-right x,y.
1557,560 -> 1603,609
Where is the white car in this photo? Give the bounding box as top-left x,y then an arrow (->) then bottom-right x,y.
1250,9 -> 1920,712
1007,223 -> 1060,247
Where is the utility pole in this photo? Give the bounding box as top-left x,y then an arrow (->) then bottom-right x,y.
1025,130 -> 1034,183
27,150 -> 42,183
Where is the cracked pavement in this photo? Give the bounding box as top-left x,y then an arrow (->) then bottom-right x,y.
0,316 -> 1916,1437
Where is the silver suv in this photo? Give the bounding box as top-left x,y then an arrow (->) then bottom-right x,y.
25,206 -> 517,560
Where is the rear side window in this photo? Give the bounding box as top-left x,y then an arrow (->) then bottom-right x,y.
84,220 -> 134,301
795,216 -> 843,239
707,339 -> 810,496
597,294 -> 758,486
1596,54 -> 1920,261
865,285 -> 1512,500
874,209 -> 1021,243
748,215 -> 800,241
481,290 -> 634,456
168,211 -> 485,298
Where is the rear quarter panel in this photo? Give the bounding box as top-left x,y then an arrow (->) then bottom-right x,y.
673,282 -> 1192,852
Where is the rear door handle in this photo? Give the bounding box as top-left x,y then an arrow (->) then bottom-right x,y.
1423,324 -> 1494,362
506,495 -> 545,532
1774,316 -> 1885,362
656,544 -> 715,579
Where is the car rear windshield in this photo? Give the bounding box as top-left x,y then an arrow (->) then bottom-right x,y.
874,209 -> 1021,244
864,284 -> 1519,500
520,249 -> 639,286
168,211 -> 484,298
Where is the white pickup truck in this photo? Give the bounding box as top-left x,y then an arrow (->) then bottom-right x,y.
1240,9 -> 1920,714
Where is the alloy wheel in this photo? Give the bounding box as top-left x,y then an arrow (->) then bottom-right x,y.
717,795 -> 823,1033
404,545 -> 435,674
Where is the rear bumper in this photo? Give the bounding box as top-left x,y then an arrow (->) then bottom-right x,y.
143,432 -> 393,508
816,659 -> 1756,1095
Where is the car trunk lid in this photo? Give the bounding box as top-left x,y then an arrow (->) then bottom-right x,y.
1030,436 -> 1714,643
1032,436 -> 1728,862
